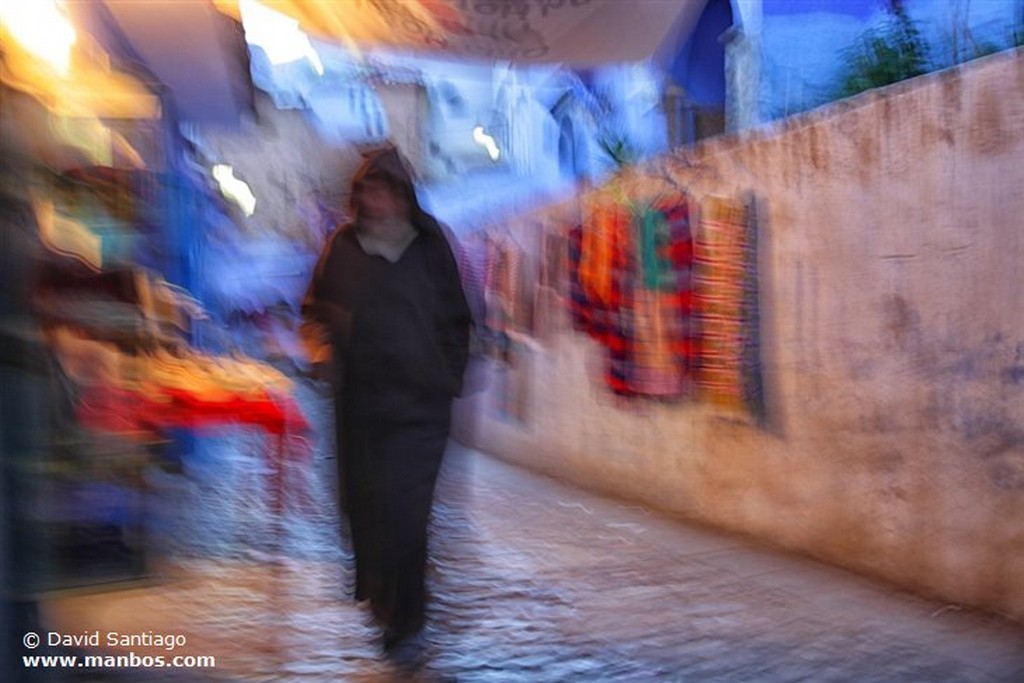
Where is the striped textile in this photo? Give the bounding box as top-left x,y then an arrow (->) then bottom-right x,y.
693,195 -> 761,415
627,199 -> 697,397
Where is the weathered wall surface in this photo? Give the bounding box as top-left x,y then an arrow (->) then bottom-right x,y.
375,83 -> 429,178
198,93 -> 363,245
469,49 -> 1024,619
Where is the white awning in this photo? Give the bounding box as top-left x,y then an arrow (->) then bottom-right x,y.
44,0 -> 708,125
213,0 -> 708,67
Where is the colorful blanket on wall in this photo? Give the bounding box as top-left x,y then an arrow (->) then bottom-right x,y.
568,196 -> 698,398
565,192 -> 763,415
693,195 -> 764,417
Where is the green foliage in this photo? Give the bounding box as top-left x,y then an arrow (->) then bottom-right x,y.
834,4 -> 930,99
597,131 -> 639,168
1014,6 -> 1024,48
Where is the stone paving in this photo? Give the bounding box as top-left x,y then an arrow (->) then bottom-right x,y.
426,449 -> 1024,683
34,385 -> 1024,681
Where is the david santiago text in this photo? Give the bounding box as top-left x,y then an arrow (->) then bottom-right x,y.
45,631 -> 187,651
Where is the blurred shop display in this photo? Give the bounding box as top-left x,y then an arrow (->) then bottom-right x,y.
1,1 -> 307,596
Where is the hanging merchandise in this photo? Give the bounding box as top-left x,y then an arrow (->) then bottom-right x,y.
693,195 -> 764,419
479,228 -> 538,422
570,214 -> 626,394
532,229 -> 568,343
570,197 -> 628,394
578,200 -> 625,307
568,193 -> 697,399
628,199 -> 698,397
482,232 -> 524,361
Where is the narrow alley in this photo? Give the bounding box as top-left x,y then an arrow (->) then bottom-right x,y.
4,3 -> 1024,681
43,385 -> 1024,682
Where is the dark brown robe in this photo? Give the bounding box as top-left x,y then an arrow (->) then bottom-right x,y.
304,213 -> 471,640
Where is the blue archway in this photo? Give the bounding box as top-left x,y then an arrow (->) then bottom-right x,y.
669,0 -> 734,108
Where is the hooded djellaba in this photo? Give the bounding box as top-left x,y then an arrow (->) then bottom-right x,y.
302,144 -> 472,666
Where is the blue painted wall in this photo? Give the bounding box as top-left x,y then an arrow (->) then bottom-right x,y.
671,0 -> 733,106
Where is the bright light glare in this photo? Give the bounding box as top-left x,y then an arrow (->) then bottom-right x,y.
212,165 -> 257,217
0,0 -> 77,75
239,0 -> 324,76
473,126 -> 501,161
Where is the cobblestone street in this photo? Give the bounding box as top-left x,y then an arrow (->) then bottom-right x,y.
5,3 -> 1024,682
42,406 -> 1024,683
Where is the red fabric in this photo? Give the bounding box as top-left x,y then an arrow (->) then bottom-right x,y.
567,198 -> 697,398
76,385 -> 310,462
77,382 -> 314,515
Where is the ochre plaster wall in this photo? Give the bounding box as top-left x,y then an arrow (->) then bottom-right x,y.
467,49 -> 1024,619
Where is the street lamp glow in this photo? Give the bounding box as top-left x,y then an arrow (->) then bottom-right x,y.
239,0 -> 324,76
212,165 -> 257,217
0,0 -> 78,75
473,126 -> 500,161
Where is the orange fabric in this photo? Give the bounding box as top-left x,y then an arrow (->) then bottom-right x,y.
579,203 -> 625,305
